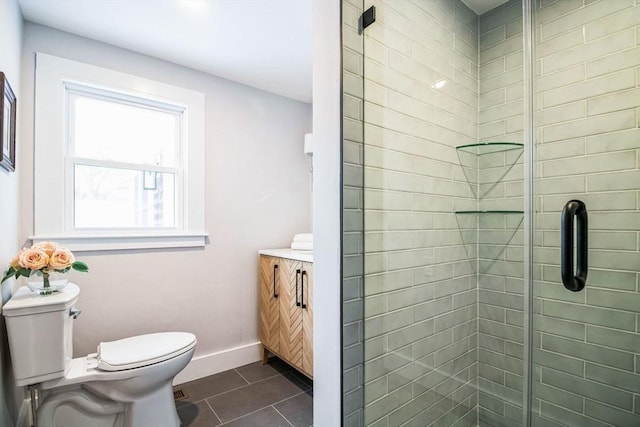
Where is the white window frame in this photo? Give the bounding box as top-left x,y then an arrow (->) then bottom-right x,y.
65,85 -> 185,231
32,53 -> 207,251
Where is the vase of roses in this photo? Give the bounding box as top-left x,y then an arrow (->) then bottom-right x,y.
2,242 -> 89,295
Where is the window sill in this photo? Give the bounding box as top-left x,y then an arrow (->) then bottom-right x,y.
29,233 -> 209,252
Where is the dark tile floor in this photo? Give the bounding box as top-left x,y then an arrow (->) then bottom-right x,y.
174,357 -> 313,427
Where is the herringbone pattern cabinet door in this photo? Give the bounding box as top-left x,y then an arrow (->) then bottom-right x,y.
302,262 -> 313,377
258,254 -> 312,379
259,256 -> 279,353
279,258 -> 303,370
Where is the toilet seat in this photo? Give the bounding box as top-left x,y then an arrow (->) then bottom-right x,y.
97,332 -> 196,371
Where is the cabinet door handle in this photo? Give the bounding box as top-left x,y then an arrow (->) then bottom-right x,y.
273,264 -> 279,298
561,200 -> 588,292
295,269 -> 301,307
301,270 -> 307,309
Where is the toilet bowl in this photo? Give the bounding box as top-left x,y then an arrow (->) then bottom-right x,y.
2,283 -> 197,427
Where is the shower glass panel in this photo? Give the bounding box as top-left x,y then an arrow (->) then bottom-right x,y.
355,0 -> 640,426
361,1 -> 525,425
530,0 -> 640,426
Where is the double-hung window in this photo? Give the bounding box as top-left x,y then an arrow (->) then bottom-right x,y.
33,53 -> 206,250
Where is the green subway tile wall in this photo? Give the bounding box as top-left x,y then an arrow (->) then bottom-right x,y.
360,0 -> 479,425
532,0 -> 640,425
342,0 -> 640,425
342,0 -> 365,425
476,1 -> 526,425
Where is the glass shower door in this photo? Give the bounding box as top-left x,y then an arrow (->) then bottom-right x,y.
360,0 -> 483,425
531,1 -> 640,425
359,1 -> 526,426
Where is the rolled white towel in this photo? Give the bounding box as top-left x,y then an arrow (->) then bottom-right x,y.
291,241 -> 313,251
292,233 -> 313,243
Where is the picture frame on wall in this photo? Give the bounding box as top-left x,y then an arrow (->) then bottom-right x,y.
0,72 -> 16,172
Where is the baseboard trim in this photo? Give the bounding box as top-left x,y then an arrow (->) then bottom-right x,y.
173,341 -> 262,385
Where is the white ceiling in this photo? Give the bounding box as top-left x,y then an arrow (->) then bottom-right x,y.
461,0 -> 511,15
17,0 -> 313,103
17,0 -> 511,104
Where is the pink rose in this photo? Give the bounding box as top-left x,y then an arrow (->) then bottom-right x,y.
18,248 -> 49,270
10,248 -> 27,269
31,241 -> 59,257
49,248 -> 75,270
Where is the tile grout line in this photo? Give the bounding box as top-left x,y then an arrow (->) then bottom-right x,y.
217,405 -> 270,425
194,382 -> 252,403
195,369 -> 292,404
216,389 -> 308,426
211,371 -> 311,425
272,406 -> 295,427
233,368 -> 252,384
204,399 -> 223,426
235,366 -> 296,385
214,392 -> 304,425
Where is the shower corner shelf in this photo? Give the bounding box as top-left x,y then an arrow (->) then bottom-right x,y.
456,141 -> 524,154
455,210 -> 524,215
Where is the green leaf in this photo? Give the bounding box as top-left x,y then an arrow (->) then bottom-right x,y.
72,261 -> 89,273
1,267 -> 15,283
17,268 -> 32,278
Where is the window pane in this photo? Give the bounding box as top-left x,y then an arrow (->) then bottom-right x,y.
74,164 -> 176,229
70,94 -> 180,166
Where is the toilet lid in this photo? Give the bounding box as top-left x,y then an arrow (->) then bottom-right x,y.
97,332 -> 196,371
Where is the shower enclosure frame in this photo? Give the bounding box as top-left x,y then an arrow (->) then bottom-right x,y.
522,0 -> 534,426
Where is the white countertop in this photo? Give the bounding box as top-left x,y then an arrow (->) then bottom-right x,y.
259,248 -> 313,263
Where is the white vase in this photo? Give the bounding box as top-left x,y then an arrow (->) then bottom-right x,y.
27,270 -> 69,295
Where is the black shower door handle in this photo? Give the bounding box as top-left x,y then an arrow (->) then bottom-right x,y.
561,200 -> 588,292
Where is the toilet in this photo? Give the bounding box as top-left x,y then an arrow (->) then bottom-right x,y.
2,283 -> 196,427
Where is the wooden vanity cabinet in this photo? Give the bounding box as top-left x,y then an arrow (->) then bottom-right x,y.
258,255 -> 280,354
259,254 -> 313,379
301,262 -> 313,376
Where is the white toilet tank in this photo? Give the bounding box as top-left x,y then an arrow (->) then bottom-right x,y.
3,283 -> 80,386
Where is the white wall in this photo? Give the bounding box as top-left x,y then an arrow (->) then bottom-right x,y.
0,0 -> 24,423
312,0 -> 342,425
0,1 -> 23,301
20,23 -> 312,382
